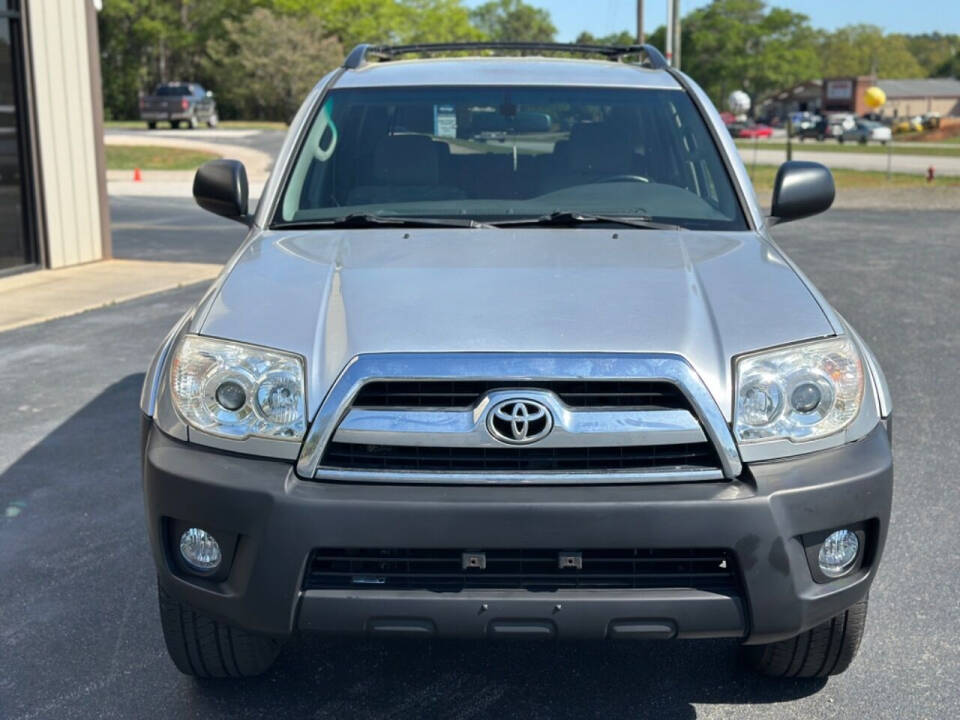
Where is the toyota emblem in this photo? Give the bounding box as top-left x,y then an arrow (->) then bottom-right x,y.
486,399 -> 553,445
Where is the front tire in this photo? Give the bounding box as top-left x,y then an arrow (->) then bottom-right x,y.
743,597 -> 868,678
157,584 -> 282,678
146,121 -> 156,130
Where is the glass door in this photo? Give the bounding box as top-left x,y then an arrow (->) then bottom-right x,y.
0,3 -> 35,272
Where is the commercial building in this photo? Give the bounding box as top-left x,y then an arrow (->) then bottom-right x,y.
822,76 -> 960,118
757,79 -> 823,121
875,78 -> 960,119
1,0 -> 109,277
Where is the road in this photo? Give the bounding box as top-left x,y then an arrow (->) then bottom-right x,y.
105,128 -> 287,171
736,145 -> 960,175
104,126 -> 960,177
1,198 -> 958,719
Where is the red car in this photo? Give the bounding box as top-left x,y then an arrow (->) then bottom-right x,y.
738,123 -> 774,139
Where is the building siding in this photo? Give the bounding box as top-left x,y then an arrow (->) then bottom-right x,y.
26,0 -> 104,268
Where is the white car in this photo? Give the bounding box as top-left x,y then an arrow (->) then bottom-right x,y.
840,119 -> 892,145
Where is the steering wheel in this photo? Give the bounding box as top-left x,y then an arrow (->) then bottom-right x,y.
593,174 -> 650,184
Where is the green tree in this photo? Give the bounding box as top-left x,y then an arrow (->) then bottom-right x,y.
273,0 -> 483,47
819,25 -> 925,78
98,0 -> 486,119
936,54 -> 960,77
679,0 -> 820,106
98,0 -> 264,119
469,0 -> 556,43
574,30 -> 636,46
205,8 -> 343,120
898,33 -> 960,77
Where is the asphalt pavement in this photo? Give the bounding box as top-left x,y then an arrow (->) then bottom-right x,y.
1,197 -> 958,718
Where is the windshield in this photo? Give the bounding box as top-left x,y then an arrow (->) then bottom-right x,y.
155,85 -> 192,96
276,85 -> 747,230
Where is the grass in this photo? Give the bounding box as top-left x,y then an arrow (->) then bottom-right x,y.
747,165 -> 960,194
105,145 -> 220,171
105,120 -> 288,131
734,139 -> 960,157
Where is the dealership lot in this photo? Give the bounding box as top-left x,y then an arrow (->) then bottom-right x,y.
1,198 -> 958,719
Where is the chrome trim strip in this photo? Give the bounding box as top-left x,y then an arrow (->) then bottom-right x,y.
333,389 -> 706,449
297,353 -> 742,481
313,467 -> 725,485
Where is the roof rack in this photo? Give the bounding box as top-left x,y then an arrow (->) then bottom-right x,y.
342,42 -> 669,71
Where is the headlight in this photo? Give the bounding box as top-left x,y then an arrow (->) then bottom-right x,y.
170,335 -> 306,441
734,336 -> 863,443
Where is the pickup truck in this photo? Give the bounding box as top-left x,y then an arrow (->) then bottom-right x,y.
139,82 -> 218,130
140,42 -> 893,681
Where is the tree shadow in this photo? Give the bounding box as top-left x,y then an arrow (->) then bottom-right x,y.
0,375 -> 826,720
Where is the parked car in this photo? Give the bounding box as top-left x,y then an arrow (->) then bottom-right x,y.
139,82 -> 218,129
737,123 -> 773,139
839,119 -> 892,145
787,111 -> 818,135
141,42 -> 892,681
796,117 -> 829,141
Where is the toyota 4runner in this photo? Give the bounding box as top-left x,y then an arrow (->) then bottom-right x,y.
140,43 -> 893,680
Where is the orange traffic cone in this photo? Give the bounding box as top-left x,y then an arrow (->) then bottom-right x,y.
133,167 -> 142,182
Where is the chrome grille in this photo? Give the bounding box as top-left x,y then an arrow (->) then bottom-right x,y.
352,380 -> 690,410
297,354 -> 743,483
321,441 -> 720,472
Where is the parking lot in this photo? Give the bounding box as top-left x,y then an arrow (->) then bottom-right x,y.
1,195 -> 958,718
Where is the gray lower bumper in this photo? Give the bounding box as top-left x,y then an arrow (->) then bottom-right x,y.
298,588 -> 745,639
143,419 -> 892,645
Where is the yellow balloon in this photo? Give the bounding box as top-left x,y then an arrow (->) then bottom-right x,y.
865,86 -> 886,109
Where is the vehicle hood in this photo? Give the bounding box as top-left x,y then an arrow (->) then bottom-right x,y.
198,228 -> 834,419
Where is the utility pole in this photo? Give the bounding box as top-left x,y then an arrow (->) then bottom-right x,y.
665,0 -> 673,66
636,0 -> 645,44
674,0 -> 681,70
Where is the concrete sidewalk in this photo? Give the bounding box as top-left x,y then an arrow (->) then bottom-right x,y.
0,259 -> 220,333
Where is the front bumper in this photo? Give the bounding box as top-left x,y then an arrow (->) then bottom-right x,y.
143,418 -> 892,645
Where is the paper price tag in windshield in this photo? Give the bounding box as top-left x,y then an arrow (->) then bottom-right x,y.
434,105 -> 457,138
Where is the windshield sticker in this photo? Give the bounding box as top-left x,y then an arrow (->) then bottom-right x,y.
434,104 -> 457,138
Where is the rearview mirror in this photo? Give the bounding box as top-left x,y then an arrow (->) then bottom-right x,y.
768,161 -> 834,226
193,159 -> 249,224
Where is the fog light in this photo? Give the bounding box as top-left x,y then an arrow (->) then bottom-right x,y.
179,527 -> 221,571
818,529 -> 859,578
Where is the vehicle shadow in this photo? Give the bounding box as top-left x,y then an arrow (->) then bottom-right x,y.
193,635 -> 826,718
0,374 -> 825,719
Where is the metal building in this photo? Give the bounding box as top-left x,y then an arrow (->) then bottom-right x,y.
1,0 -> 109,276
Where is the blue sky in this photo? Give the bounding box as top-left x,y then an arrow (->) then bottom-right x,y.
463,1 -> 960,39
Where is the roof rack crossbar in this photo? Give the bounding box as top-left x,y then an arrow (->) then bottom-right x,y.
342,42 -> 668,70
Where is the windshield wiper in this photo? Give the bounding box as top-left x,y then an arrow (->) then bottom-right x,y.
492,211 -> 681,230
273,214 -> 494,230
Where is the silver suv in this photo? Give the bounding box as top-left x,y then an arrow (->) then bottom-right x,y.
141,43 -> 893,680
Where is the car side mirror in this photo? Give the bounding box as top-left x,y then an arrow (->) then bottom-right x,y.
206,90 -> 214,98
193,159 -> 249,225
768,161 -> 835,226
